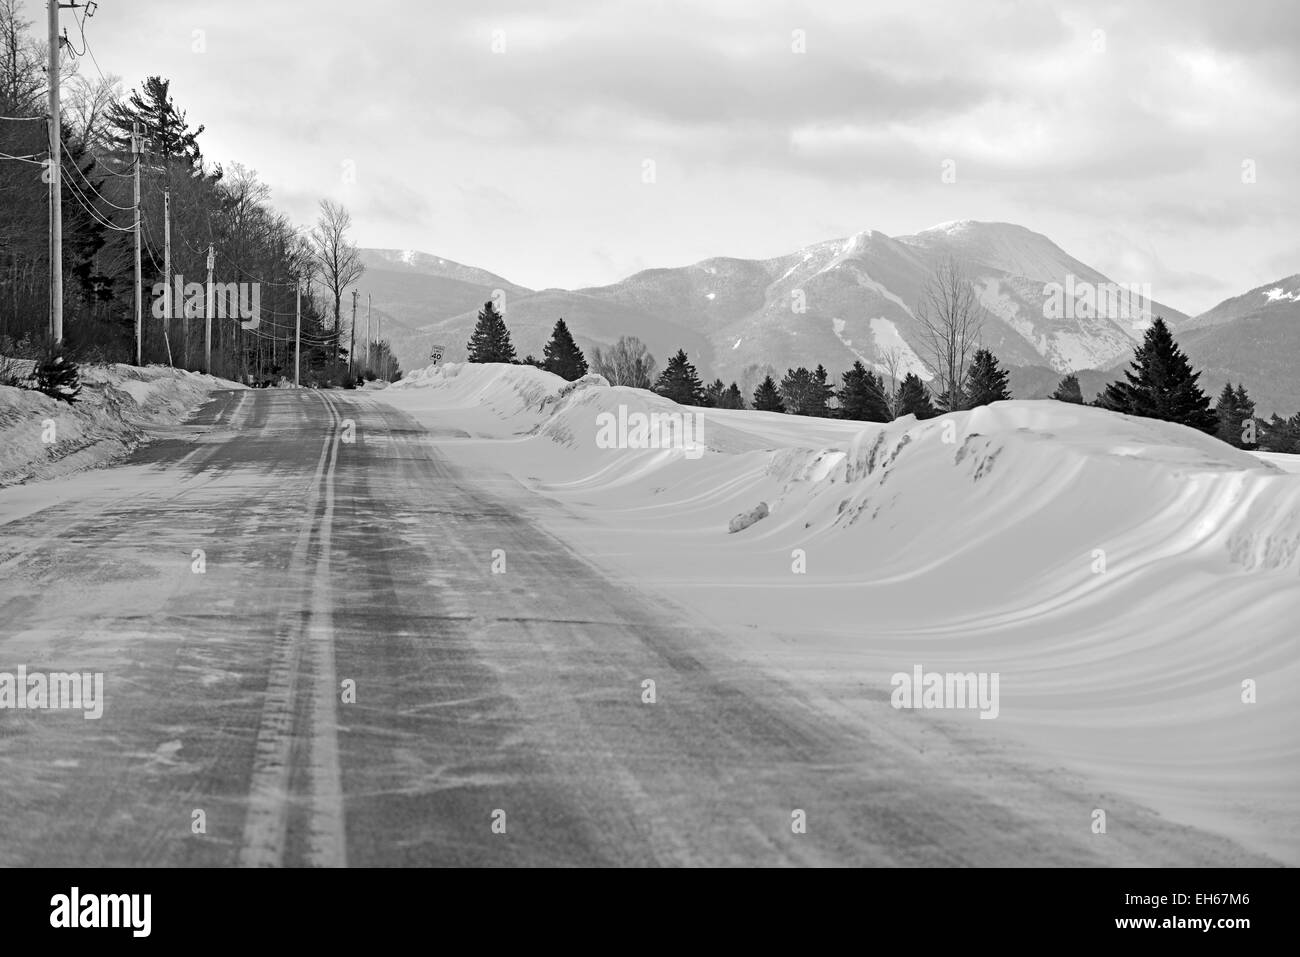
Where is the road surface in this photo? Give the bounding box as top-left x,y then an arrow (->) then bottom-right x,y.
0,389 -> 1274,866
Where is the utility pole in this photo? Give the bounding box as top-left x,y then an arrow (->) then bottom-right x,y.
205,244 -> 214,374
163,186 -> 171,352
349,288 -> 358,377
295,277 -> 301,387
47,0 -> 62,345
133,122 -> 142,365
366,292 -> 371,373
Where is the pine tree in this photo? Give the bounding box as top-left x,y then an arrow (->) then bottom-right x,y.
1214,382 -> 1239,446
752,375 -> 785,412
466,300 -> 518,364
1098,317 -> 1216,433
1051,373 -> 1084,404
1233,383 -> 1256,447
965,348 -> 1011,407
652,349 -> 706,405
1261,413 -> 1300,453
720,382 -> 745,409
896,373 -> 937,419
106,76 -> 206,172
934,383 -> 967,414
779,367 -> 823,415
812,364 -> 834,417
540,318 -> 588,380
702,379 -> 726,408
35,349 -> 81,404
837,361 -> 891,422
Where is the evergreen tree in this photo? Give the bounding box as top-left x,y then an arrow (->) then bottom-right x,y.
934,383 -> 967,414
1098,317 -> 1216,433
540,318 -> 588,380
1051,373 -> 1084,404
1233,383 -> 1257,447
719,382 -> 745,409
779,366 -> 824,415
752,375 -> 785,412
34,349 -> 81,404
106,76 -> 206,173
837,360 -> 891,422
965,348 -> 1011,407
812,364 -> 834,417
466,299 -> 518,363
1214,382 -> 1239,446
702,379 -> 726,408
652,349 -> 706,405
1261,413 -> 1300,453
896,373 -> 937,419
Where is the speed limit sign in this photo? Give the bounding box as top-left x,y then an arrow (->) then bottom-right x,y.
430,343 -> 446,364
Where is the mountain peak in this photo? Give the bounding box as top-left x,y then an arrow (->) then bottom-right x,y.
360,248 -> 529,293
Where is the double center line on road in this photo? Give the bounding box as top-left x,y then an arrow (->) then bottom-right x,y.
239,391 -> 347,867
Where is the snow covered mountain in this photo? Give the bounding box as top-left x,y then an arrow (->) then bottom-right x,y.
362,249 -> 526,293
364,222 -> 1190,392
1180,274 -> 1300,417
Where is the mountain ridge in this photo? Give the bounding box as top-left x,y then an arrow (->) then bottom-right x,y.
356,223 -> 1294,415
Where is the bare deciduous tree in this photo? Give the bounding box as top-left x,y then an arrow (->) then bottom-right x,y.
877,346 -> 905,420
0,0 -> 43,115
65,72 -> 122,153
311,200 -> 364,362
915,256 -> 984,412
590,335 -> 656,388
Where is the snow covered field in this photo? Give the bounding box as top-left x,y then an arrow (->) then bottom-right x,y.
380,362 -> 1300,864
0,362 -> 242,487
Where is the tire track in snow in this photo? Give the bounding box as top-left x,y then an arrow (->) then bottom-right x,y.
238,390 -> 346,867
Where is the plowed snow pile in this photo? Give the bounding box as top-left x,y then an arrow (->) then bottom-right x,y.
381,362 -> 1300,863
0,362 -> 241,486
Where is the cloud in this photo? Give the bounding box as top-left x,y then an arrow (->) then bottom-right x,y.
81,0 -> 1299,298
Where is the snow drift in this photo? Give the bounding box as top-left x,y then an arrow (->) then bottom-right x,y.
0,362 -> 241,486
379,362 -> 1300,863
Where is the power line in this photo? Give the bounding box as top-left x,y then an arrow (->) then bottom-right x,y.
61,139 -> 134,209
70,1 -> 110,88
97,160 -> 136,179
0,115 -> 44,122
0,149 -> 46,164
62,170 -> 134,232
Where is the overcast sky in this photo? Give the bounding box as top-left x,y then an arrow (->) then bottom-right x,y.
41,0 -> 1300,314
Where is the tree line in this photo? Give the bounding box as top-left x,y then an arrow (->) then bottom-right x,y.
0,2 -> 396,389
464,292 -> 1300,456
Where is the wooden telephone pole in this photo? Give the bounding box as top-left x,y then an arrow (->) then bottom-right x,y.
47,0 -> 62,344
349,289 -> 358,377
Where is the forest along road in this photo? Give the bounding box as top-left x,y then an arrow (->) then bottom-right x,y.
0,389 -> 1274,866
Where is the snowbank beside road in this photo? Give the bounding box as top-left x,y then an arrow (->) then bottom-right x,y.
378,362 -> 1300,863
0,362 -> 241,486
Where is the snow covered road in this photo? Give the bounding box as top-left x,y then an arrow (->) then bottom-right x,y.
0,387 -> 1284,866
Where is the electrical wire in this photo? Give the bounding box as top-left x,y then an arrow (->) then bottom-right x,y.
63,169 -> 134,232
61,139 -> 134,209
71,2 -> 110,88
220,252 -> 299,288
97,160 -> 136,179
